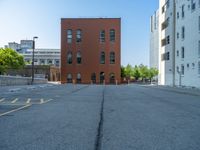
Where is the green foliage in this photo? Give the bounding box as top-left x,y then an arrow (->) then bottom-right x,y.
121,64 -> 158,82
0,48 -> 25,75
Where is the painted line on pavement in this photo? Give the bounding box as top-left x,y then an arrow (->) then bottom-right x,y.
11,98 -> 19,104
42,99 -> 53,104
0,98 -> 5,103
0,104 -> 31,117
26,98 -> 31,104
40,98 -> 44,104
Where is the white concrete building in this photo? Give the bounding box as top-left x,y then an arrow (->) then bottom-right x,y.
151,0 -> 200,88
175,0 -> 200,87
150,10 -> 159,70
23,49 -> 60,67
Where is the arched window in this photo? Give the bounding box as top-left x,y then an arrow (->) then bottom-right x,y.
100,52 -> 105,64
109,73 -> 115,84
67,73 -> 72,83
110,29 -> 115,42
67,52 -> 72,64
77,73 -> 81,83
100,30 -> 105,42
76,29 -> 82,42
67,29 -> 72,43
91,73 -> 96,84
77,52 -> 81,64
110,52 -> 115,64
100,72 -> 105,84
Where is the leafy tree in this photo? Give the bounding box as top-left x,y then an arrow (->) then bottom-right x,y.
148,67 -> 159,83
125,64 -> 133,79
0,48 -> 25,75
121,66 -> 126,78
132,65 -> 141,80
138,64 -> 149,82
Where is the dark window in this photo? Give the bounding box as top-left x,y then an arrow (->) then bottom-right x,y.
177,50 -> 179,57
67,74 -> 72,83
110,52 -> 115,64
67,52 -> 72,64
100,30 -> 105,42
67,29 -> 72,43
181,26 -> 185,39
109,73 -> 115,84
191,0 -> 196,11
161,52 -> 170,61
177,12 -> 179,19
182,5 -> 185,18
181,47 -> 185,59
181,65 -> 184,75
91,73 -> 96,84
161,18 -> 169,30
76,29 -> 82,42
100,72 -> 105,84
100,52 -> 105,64
76,73 -> 81,83
110,29 -> 115,42
198,62 -> 200,74
77,52 -> 81,64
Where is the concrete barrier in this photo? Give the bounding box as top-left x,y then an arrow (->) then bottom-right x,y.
0,75 -> 47,86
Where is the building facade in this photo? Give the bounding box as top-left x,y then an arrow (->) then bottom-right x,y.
151,0 -> 200,88
150,10 -> 159,70
61,18 -> 121,84
23,49 -> 60,67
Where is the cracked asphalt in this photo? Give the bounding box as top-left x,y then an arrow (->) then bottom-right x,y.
0,84 -> 200,150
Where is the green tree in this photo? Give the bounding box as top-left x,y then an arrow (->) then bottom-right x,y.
138,64 -> 149,82
121,66 -> 126,78
0,48 -> 25,75
132,65 -> 141,80
148,67 -> 159,83
125,64 -> 133,79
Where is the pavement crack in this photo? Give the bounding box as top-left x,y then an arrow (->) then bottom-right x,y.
94,86 -> 105,150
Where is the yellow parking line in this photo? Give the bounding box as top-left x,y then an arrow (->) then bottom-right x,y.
11,98 -> 18,104
0,105 -> 31,117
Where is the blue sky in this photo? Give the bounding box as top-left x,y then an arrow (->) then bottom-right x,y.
0,0 -> 158,66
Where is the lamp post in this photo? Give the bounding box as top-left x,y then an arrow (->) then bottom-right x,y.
31,36 -> 38,84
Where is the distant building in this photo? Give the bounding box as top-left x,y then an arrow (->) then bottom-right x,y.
61,18 -> 121,84
22,49 -> 60,67
150,0 -> 200,88
150,10 -> 159,70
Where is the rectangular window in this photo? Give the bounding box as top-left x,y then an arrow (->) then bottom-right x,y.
191,0 -> 196,11
161,52 -> 170,61
177,12 -> 179,19
198,62 -> 200,74
110,29 -> 115,42
76,29 -> 82,43
198,41 -> 200,57
181,64 -> 184,75
182,5 -> 185,18
177,50 -> 179,57
100,30 -> 105,42
199,16 -> 200,31
161,36 -> 170,46
67,29 -> 72,43
161,18 -> 169,30
181,26 -> 185,39
181,47 -> 185,59
177,32 -> 179,39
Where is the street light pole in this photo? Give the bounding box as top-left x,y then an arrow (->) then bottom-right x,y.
31,36 -> 38,85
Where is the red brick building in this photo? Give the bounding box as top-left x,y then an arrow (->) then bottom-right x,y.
61,18 -> 121,84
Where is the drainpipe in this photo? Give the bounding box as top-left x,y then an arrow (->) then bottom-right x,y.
172,0 -> 176,87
